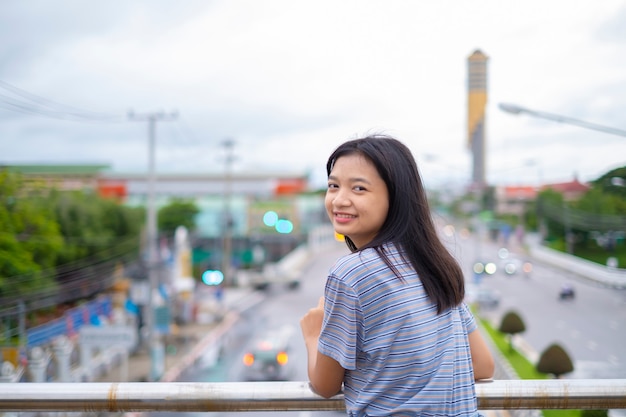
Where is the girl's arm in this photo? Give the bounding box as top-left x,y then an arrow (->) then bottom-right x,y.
300,297 -> 345,398
468,329 -> 495,380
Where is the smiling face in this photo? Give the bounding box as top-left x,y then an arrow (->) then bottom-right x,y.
325,153 -> 389,249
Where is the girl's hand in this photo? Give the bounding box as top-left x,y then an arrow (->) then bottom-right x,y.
300,297 -> 325,343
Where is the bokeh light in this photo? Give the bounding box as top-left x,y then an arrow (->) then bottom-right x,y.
263,211 -> 278,227
275,219 -> 294,234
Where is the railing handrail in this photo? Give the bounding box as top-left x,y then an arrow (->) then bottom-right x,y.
1,379 -> 625,412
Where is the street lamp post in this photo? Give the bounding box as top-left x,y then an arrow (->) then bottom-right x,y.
499,103 -> 625,255
499,103 -> 626,138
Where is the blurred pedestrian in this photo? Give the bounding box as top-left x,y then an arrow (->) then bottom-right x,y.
300,134 -> 494,416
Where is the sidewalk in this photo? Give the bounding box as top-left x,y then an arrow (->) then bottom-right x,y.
95,287 -> 264,383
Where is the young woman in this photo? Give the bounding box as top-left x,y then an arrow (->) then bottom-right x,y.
300,135 -> 494,416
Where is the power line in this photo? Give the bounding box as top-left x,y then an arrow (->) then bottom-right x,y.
0,79 -> 125,122
0,235 -> 140,293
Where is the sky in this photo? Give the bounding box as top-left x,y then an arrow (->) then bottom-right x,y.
1,1 -> 625,190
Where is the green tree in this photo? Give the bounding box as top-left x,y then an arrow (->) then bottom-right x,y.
536,188 -> 566,246
498,310 -> 526,352
0,170 -> 61,297
558,168 -> 626,263
48,189 -> 143,284
590,166 -> 626,200
576,187 -> 626,216
536,343 -> 574,379
0,170 -> 145,335
158,199 -> 199,237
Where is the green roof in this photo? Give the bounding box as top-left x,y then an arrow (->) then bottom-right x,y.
1,164 -> 111,176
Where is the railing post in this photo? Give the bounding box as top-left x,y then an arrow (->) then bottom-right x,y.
79,344 -> 92,381
0,362 -> 21,383
51,336 -> 73,382
0,363 -> 20,417
26,347 -> 50,383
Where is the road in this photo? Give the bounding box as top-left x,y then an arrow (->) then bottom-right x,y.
444,223 -> 626,379
149,222 -> 626,417
150,242 -> 348,417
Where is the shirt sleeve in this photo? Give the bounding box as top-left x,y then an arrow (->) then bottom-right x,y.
459,302 -> 478,333
318,274 -> 361,371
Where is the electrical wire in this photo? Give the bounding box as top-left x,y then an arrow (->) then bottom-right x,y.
0,235 -> 140,296
0,80 -> 125,123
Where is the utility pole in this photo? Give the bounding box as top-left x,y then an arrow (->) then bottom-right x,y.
128,110 -> 177,381
221,138 -> 236,287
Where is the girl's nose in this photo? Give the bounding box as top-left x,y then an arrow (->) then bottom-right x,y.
332,190 -> 350,207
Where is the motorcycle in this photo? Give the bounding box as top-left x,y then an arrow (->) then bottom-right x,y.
559,284 -> 575,300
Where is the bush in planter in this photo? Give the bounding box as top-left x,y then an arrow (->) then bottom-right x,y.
498,310 -> 526,352
536,343 -> 574,379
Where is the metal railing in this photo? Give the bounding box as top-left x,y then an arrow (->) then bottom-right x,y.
1,379 -> 625,413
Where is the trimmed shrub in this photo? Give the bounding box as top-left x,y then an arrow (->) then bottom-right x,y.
536,343 -> 574,378
498,310 -> 526,351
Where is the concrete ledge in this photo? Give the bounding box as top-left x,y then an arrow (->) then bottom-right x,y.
529,242 -> 626,288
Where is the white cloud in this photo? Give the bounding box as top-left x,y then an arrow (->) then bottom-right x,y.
1,0 -> 625,189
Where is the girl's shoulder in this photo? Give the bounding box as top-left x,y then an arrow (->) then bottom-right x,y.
332,246 -> 383,269
330,244 -> 402,284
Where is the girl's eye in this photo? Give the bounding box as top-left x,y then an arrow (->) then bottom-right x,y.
327,183 -> 338,189
353,186 -> 366,191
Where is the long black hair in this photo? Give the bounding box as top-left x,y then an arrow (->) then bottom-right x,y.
326,134 -> 464,313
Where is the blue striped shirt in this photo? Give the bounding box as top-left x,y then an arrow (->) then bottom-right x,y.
318,243 -> 479,417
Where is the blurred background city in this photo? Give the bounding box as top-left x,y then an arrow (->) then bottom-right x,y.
1,2 -> 625,416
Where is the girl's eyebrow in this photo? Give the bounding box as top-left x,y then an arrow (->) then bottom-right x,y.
328,175 -> 372,184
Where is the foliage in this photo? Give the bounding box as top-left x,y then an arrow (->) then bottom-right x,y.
535,168 -> 626,266
523,199 -> 539,231
49,189 -> 143,267
480,317 -> 581,417
0,170 -> 61,297
575,187 -> 626,216
536,343 -> 574,379
482,317 -> 543,378
498,310 -> 526,334
0,169 -> 144,299
498,310 -> 526,351
580,410 -> 609,417
495,213 -> 520,228
158,198 -> 200,237
536,189 -> 566,242
589,166 -> 626,200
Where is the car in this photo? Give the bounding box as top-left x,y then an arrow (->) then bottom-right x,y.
465,285 -> 500,309
241,325 -> 296,381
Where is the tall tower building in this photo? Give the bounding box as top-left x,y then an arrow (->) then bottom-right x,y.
467,49 -> 488,189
